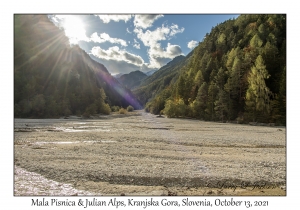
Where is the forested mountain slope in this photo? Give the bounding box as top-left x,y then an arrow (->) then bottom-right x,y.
118,70 -> 147,90
145,14 -> 286,124
133,54 -> 191,108
14,15 -> 141,118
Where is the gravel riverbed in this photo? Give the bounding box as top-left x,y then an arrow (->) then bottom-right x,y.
14,111 -> 286,196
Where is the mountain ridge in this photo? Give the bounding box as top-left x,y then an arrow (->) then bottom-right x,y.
117,70 -> 147,90
133,54 -> 190,106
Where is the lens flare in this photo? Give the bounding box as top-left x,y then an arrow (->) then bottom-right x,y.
58,15 -> 89,45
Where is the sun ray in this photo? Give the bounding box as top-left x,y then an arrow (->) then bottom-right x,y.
58,15 -> 89,45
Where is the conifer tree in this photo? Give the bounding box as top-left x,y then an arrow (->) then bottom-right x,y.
191,82 -> 208,119
190,70 -> 204,101
214,89 -> 228,121
245,55 -> 272,121
176,75 -> 186,99
207,81 -> 218,120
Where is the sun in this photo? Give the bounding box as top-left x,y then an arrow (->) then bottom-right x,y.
61,16 -> 88,45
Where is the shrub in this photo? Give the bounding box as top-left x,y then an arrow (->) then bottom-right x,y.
83,104 -> 97,118
111,106 -> 120,112
127,105 -> 134,112
119,108 -> 127,114
101,103 -> 111,115
144,103 -> 150,112
163,99 -> 177,118
160,110 -> 164,116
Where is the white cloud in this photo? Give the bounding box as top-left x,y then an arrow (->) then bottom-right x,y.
134,24 -> 184,68
90,56 -> 155,75
49,15 -> 128,47
50,15 -> 184,72
133,39 -> 140,49
126,28 -> 132,34
147,43 -> 183,68
133,44 -> 140,49
91,46 -> 144,66
96,15 -> 132,23
134,24 -> 184,47
170,24 -> 185,36
90,32 -> 127,46
90,47 -> 156,74
187,40 -> 198,49
134,26 -> 169,47
134,15 -> 164,29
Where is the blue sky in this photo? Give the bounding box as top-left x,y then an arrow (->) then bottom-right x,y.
49,14 -> 239,75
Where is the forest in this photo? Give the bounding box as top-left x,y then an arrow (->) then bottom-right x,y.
14,15 -> 141,118
138,14 -> 286,125
14,14 -> 286,125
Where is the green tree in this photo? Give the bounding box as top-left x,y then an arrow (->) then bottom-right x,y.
191,82 -> 208,119
176,75 -> 186,99
163,98 -> 187,118
245,55 -> 272,121
224,47 -> 245,120
214,67 -> 226,89
278,66 -> 286,124
250,34 -> 263,49
163,99 -> 177,118
261,41 -> 280,92
214,89 -> 228,121
207,81 -> 218,120
194,70 -> 204,86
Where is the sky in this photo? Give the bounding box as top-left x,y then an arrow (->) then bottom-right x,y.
48,14 -> 239,75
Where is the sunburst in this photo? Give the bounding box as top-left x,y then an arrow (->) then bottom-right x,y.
58,15 -> 88,45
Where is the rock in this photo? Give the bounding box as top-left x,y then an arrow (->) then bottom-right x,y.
206,190 -> 213,195
217,190 -> 224,195
168,191 -> 177,196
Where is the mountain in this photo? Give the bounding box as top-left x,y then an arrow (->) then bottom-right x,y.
145,70 -> 157,76
143,14 -> 286,124
14,14 -> 141,118
139,55 -> 187,86
117,70 -> 147,90
112,73 -> 124,79
133,54 -> 190,107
